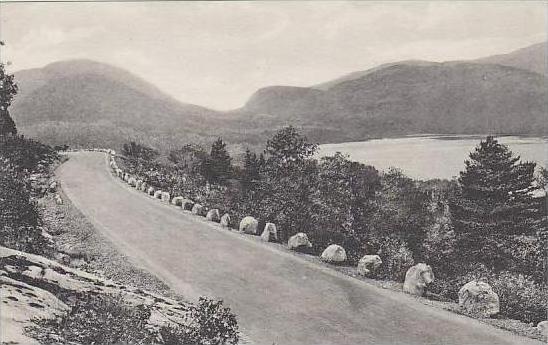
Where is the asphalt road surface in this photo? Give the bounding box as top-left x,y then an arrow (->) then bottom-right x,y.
56,151 -> 543,345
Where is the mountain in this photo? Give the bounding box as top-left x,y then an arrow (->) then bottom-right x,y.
11,60 -> 225,151
474,41 -> 546,75
11,42 -> 547,152
235,62 -> 547,142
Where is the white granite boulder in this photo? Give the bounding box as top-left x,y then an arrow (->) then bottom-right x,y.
537,321 -> 548,336
206,209 -> 221,222
288,233 -> 312,250
260,223 -> 278,242
128,177 -> 137,187
191,204 -> 205,216
403,263 -> 434,296
239,216 -> 259,234
154,190 -> 163,199
320,244 -> 347,263
181,199 -> 194,211
357,255 -> 382,277
147,186 -> 156,196
171,196 -> 184,206
458,281 -> 500,318
161,192 -> 171,203
220,213 -> 231,228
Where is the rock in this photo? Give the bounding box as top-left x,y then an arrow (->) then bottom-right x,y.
288,233 -> 312,250
147,186 -> 156,196
135,180 -> 143,189
154,190 -> 163,199
124,173 -> 130,182
403,263 -> 434,297
161,192 -> 171,203
260,223 -> 278,242
220,213 -> 231,228
116,169 -> 123,178
128,177 -> 137,187
239,216 -> 259,234
181,199 -> 194,211
140,182 -> 148,192
357,255 -> 382,277
320,244 -> 347,263
206,209 -> 220,222
191,204 -> 205,216
0,246 -> 188,345
537,321 -> 548,336
48,181 -> 57,192
458,281 -> 500,318
54,194 -> 63,205
171,196 -> 184,206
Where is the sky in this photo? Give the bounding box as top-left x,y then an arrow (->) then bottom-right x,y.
0,1 -> 546,110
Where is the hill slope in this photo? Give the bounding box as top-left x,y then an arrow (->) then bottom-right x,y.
12,60 -> 225,151
474,41 -> 546,75
234,62 -> 547,142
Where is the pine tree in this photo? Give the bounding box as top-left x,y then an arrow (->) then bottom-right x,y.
450,136 -> 542,271
207,138 -> 232,184
0,62 -> 18,136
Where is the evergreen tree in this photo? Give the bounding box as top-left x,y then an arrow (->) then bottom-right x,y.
207,138 -> 232,184
241,149 -> 263,191
0,61 -> 18,136
122,141 -> 158,161
450,136 -> 542,271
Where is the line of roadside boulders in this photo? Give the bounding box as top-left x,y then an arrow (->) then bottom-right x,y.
105,151 -> 545,329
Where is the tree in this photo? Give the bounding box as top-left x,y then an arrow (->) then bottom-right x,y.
255,127 -> 319,241
264,126 -> 317,168
0,60 -> 18,135
241,148 -> 264,192
121,141 -> 158,161
206,138 -> 232,184
450,136 -> 542,271
315,153 -> 380,260
168,143 -> 208,175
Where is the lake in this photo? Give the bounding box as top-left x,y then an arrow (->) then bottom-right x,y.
318,135 -> 547,180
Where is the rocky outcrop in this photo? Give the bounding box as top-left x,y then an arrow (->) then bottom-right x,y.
403,263 -> 434,296
288,233 -> 312,250
206,209 -> 220,222
220,213 -> 231,228
0,246 -> 188,345
239,216 -> 259,234
191,204 -> 205,216
260,223 -> 278,242
458,281 -> 500,318
357,255 -> 382,277
320,244 -> 347,263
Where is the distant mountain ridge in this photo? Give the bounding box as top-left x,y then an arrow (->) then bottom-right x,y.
10,42 -> 547,152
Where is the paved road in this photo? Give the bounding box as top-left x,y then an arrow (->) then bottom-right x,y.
57,152 -> 543,345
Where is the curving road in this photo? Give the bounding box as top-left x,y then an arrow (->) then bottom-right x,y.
57,151 -> 542,345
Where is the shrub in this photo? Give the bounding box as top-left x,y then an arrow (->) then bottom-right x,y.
29,294 -> 157,345
184,297 -> 239,345
377,237 -> 415,281
489,271 -> 547,324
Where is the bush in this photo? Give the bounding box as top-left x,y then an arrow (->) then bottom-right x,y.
30,294 -> 156,345
183,297 -> 239,345
377,237 -> 415,281
489,271 -> 547,324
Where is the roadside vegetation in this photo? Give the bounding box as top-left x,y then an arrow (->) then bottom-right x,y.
119,127 -> 547,327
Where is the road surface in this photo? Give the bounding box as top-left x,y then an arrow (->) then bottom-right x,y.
56,151 -> 543,345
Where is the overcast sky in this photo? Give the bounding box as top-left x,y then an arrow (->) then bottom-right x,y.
0,1 -> 546,110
